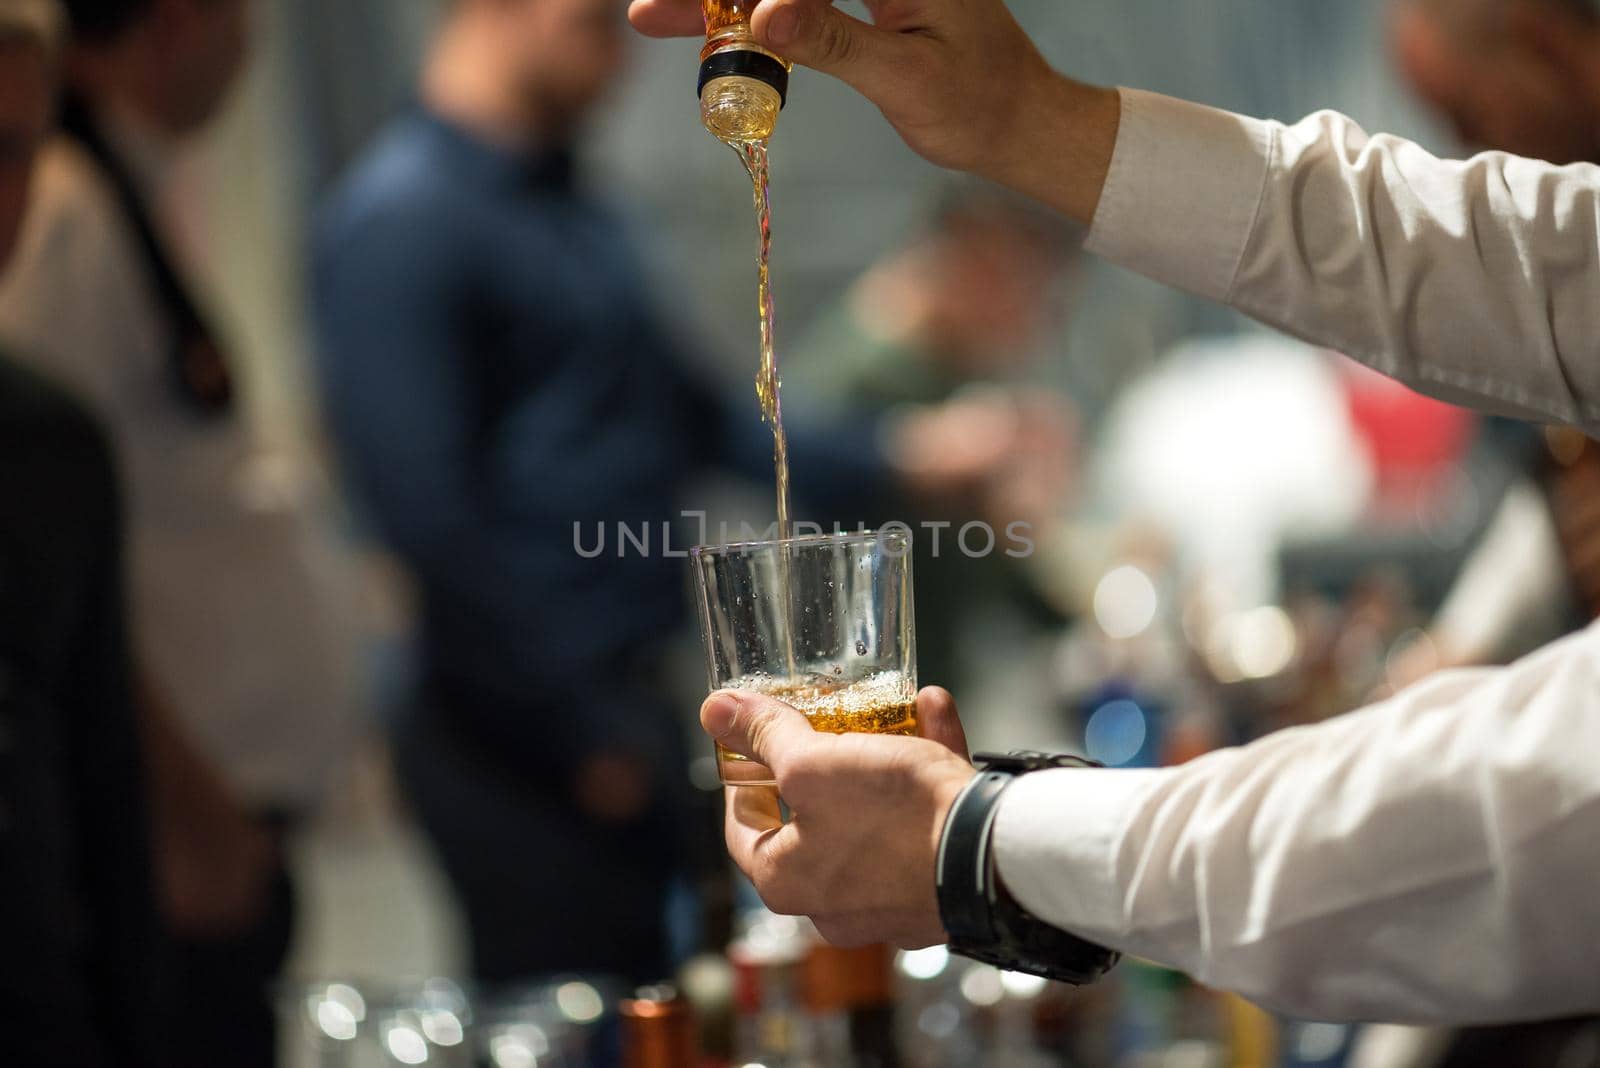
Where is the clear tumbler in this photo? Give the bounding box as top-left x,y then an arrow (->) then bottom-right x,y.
691,530 -> 917,786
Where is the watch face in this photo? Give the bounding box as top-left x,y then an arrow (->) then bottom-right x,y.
974,751 -> 1104,773
974,753 -> 1046,775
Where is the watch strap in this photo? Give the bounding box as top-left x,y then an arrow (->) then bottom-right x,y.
935,769 -> 1012,946
936,752 -> 1122,987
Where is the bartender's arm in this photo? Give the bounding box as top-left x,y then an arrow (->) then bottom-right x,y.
639,0 -> 1600,1025
632,0 -> 1600,431
706,623 -> 1600,1023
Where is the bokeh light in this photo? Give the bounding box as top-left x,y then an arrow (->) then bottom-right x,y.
899,945 -> 951,981
1085,699 -> 1148,766
1093,565 -> 1160,640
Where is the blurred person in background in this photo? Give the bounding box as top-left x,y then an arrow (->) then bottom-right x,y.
788,184 -> 1080,698
0,1 -> 364,1065
0,1 -> 168,1063
1391,0 -> 1600,165
788,186 -> 1076,415
1381,0 -> 1600,683
315,0 -> 1037,987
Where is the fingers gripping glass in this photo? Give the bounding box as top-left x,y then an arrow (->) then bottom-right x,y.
691,530 -> 919,786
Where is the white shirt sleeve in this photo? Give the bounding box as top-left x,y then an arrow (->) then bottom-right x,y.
993,620 -> 1600,1023
0,139 -> 363,808
1086,89 -> 1600,433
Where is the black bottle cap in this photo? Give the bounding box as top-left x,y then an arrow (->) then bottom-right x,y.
697,49 -> 789,108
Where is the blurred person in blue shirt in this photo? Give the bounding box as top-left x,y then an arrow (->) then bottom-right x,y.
314,0 -> 1031,985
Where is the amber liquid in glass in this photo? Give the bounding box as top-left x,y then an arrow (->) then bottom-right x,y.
716,673 -> 920,783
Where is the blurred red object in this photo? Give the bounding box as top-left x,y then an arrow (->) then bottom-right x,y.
1335,356 -> 1475,514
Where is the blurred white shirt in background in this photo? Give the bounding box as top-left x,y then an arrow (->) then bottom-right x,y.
1431,480 -> 1569,664
1095,334 -> 1372,608
0,120 -> 362,811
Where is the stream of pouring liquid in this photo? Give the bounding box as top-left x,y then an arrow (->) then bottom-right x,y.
733,138 -> 799,683
736,139 -> 792,544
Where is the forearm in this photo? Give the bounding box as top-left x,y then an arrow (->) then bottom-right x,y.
979,70 -> 1121,227
993,623 -> 1600,1023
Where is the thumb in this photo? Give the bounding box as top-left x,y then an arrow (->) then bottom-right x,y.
916,686 -> 970,761
753,0 -> 906,96
702,690 -> 819,773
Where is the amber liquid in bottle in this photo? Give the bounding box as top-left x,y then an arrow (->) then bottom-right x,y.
699,0 -> 790,143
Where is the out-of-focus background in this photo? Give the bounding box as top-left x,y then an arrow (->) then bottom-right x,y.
227,0 -> 1434,439
9,0 -> 1599,1063
224,0 -> 1409,946
211,0 -> 1447,965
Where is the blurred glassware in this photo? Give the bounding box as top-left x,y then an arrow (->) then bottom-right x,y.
727,910 -> 817,1066
376,1008 -> 432,1066
375,979 -> 474,1067
895,946 -> 980,1068
480,978 -> 623,1067
278,976 -> 628,1068
290,981 -> 368,1066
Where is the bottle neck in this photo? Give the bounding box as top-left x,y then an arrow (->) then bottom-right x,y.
702,23 -> 785,64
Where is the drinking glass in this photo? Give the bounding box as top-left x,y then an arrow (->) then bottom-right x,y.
691,529 -> 917,786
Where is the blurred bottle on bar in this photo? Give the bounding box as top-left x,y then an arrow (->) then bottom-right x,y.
699,0 -> 791,142
803,942 -> 901,1067
621,984 -> 702,1068
729,912 -> 822,1066
678,951 -> 739,1065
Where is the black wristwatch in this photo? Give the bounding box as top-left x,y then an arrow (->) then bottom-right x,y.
936,751 -> 1121,985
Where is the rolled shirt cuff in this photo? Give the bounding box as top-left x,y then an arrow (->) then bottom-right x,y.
1085,88 -> 1275,304
990,766 -> 1170,944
